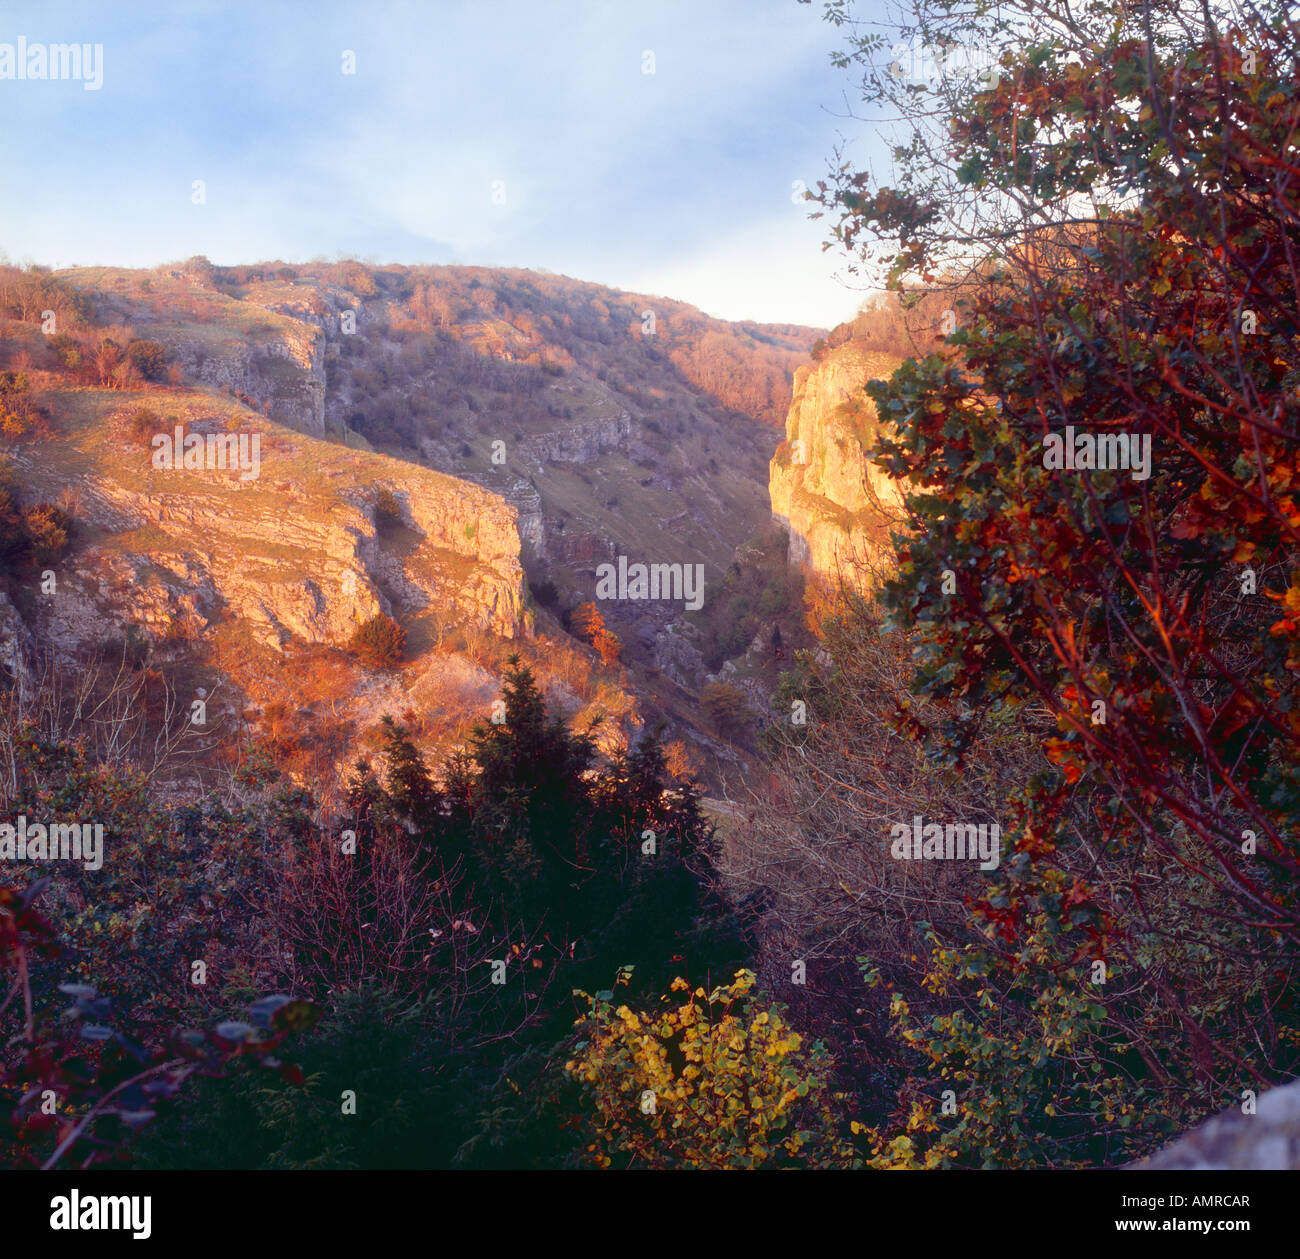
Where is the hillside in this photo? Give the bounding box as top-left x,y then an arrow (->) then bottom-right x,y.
86,262 -> 817,619
0,260 -> 824,788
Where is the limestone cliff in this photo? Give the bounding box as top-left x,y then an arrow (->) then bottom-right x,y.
57,262 -> 807,645
515,410 -> 631,466
169,320 -> 327,436
769,342 -> 905,591
8,390 -> 528,658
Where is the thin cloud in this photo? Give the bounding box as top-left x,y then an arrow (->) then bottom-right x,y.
0,0 -> 887,324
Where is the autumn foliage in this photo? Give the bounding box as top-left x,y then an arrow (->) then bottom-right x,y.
807,5 -> 1300,1162
566,968 -> 852,1168
568,600 -> 622,666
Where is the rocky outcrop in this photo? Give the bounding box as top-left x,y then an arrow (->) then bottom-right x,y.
168,321 -> 327,436
0,590 -> 35,697
769,342 -> 905,592
392,469 -> 529,637
8,405 -> 529,656
1133,1079 -> 1300,1169
512,485 -> 546,557
650,623 -> 708,690
517,411 -> 631,466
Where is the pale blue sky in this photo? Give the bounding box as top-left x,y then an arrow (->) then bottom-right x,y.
0,0 -> 894,326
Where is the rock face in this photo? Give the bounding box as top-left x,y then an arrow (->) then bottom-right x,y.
769,342 -> 905,591
9,399 -> 529,657
394,467 -> 529,638
171,320 -> 328,436
516,411 -> 631,466
1133,1079 -> 1300,1169
0,590 -> 35,697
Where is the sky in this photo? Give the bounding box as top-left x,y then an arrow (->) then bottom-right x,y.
0,0 -> 895,328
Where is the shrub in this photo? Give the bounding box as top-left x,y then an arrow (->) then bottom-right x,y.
566,969 -> 852,1169
1,881 -> 319,1170
805,0 -> 1300,1167
48,332 -> 81,370
134,987 -> 443,1170
94,337 -> 124,384
374,486 -> 402,527
0,371 -> 51,439
339,262 -> 378,297
126,339 -> 170,381
125,406 -> 163,446
592,631 -> 621,666
0,460 -> 74,568
568,600 -> 603,641
700,682 -> 751,738
529,578 -> 559,607
21,503 -> 73,566
568,601 -> 621,665
0,466 -> 26,564
349,614 -> 406,668
0,265 -> 88,327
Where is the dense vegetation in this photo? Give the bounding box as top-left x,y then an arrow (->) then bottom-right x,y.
768,0 -> 1300,1166
1,657 -> 754,1167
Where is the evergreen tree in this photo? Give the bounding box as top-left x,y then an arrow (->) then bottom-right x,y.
378,716 -> 437,828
